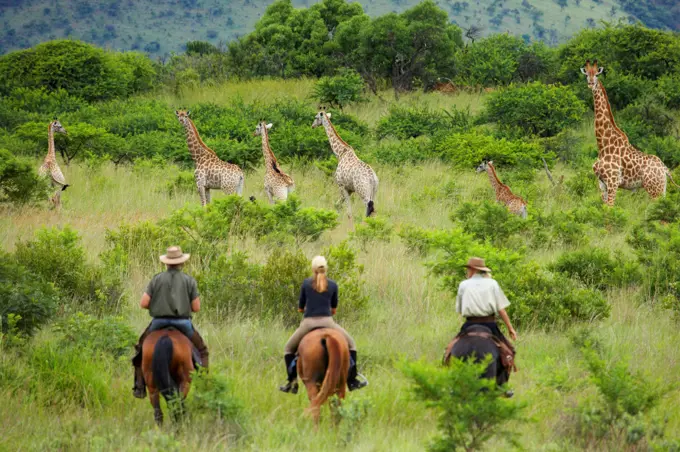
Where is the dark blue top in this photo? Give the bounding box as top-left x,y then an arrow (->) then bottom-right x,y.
299,277 -> 338,318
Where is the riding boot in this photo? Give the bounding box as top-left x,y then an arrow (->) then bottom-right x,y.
279,353 -> 298,394
190,329 -> 209,370
347,350 -> 368,391
132,324 -> 152,399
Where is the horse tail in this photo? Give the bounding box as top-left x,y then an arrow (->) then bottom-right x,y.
312,333 -> 347,411
666,168 -> 680,188
152,335 -> 177,399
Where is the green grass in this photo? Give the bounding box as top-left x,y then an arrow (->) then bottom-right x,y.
0,0 -> 639,57
2,84 -> 680,451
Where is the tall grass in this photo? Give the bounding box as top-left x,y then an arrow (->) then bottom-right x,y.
2,85 -> 680,451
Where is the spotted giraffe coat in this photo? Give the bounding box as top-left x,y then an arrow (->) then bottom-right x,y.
477,161 -> 527,218
39,120 -> 69,207
253,122 -> 294,203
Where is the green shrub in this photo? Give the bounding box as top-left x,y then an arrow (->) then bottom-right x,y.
434,130 -> 548,168
350,217 -> 394,248
0,256 -> 59,337
550,248 -> 641,290
453,201 -> 528,248
656,74 -> 680,109
165,171 -> 196,196
483,82 -> 585,138
0,148 -> 49,206
456,34 -> 528,86
188,369 -> 244,423
565,169 -> 598,198
366,136 -> 434,165
313,68 -> 365,109
402,357 -> 523,451
376,106 -> 460,140
618,96 -> 676,143
324,241 -> 369,322
259,248 -> 310,326
54,312 -> 136,358
644,135 -> 680,168
29,342 -> 111,409
647,192 -> 680,223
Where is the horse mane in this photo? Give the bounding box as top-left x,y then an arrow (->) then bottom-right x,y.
310,332 -> 348,412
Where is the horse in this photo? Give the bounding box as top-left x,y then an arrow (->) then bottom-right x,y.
141,329 -> 195,425
443,325 -> 504,384
297,328 -> 350,424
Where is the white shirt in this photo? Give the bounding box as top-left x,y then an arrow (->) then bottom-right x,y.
456,274 -> 510,317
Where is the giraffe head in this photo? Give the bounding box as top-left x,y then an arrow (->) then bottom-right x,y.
253,122 -> 273,137
311,109 -> 331,128
580,60 -> 604,90
175,109 -> 192,127
476,161 -> 491,173
51,118 -> 67,135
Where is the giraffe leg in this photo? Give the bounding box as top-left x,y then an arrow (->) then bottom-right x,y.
205,189 -> 211,204
266,187 -> 274,205
197,185 -> 207,207
598,179 -> 608,204
605,183 -> 617,206
340,188 -> 352,221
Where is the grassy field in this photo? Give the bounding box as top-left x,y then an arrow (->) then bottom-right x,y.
0,0 -> 633,56
2,83 -> 679,451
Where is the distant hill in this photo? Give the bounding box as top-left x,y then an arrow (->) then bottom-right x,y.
0,0 -> 672,56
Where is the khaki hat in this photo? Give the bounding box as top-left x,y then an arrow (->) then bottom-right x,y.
465,257 -> 491,272
160,246 -> 190,265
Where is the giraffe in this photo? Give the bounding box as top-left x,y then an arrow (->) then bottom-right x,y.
476,161 -> 528,218
581,60 -> 679,206
312,110 -> 378,219
175,110 -> 244,206
253,121 -> 294,203
38,119 -> 69,209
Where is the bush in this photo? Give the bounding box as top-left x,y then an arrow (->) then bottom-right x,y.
453,201 -> 528,248
313,68 -> 365,109
644,135 -> 680,168
324,241 -> 369,322
656,74 -> 680,109
259,248 -> 310,326
483,82 -> 586,138
618,97 -> 677,144
188,370 -> 244,423
647,192 -> 680,223
550,248 -> 641,290
350,217 -> 394,248
0,148 -> 49,205
434,130 -> 549,168
376,106 -> 463,140
402,357 -> 523,451
0,257 -> 59,337
366,137 -> 434,165
165,171 -> 196,196
54,312 -> 136,358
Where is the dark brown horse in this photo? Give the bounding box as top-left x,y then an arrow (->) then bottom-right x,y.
297,328 -> 350,424
141,329 -> 194,425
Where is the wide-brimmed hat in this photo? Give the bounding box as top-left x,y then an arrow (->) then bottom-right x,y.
465,257 -> 491,273
160,246 -> 190,265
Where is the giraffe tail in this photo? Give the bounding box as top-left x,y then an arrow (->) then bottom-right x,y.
61,184 -> 70,191
366,200 -> 375,217
666,168 -> 680,188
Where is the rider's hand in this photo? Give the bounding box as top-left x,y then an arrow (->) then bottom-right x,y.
331,308 -> 337,315
298,308 -> 304,313
509,328 -> 518,341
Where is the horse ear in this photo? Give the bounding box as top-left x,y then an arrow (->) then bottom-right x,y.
266,123 -> 273,129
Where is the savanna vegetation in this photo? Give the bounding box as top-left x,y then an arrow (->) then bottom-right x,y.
2,2 -> 680,450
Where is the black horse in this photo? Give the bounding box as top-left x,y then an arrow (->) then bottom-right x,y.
444,324 -> 510,387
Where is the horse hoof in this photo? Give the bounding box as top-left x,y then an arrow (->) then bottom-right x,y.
503,390 -> 514,398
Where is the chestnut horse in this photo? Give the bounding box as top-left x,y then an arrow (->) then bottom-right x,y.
297,328 -> 350,424
141,329 -> 194,425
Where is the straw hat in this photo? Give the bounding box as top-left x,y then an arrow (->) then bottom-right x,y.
465,257 -> 491,273
311,255 -> 327,271
160,246 -> 190,265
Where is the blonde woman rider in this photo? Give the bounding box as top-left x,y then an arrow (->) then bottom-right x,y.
279,256 -> 368,393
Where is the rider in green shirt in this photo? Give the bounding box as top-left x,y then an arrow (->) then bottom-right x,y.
131,246 -> 209,399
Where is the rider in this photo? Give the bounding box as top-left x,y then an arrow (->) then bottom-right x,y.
456,257 -> 517,385
279,255 -> 368,393
132,246 -> 209,399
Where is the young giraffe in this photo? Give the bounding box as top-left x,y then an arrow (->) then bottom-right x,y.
312,110 -> 378,218
253,121 -> 294,203
38,119 -> 69,209
581,60 -> 679,206
476,161 -> 528,218
175,110 -> 244,206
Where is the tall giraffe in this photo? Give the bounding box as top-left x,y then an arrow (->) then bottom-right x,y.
175,110 -> 244,206
476,161 -> 528,218
312,110 -> 378,218
253,121 -> 294,203
38,119 -> 69,209
581,60 -> 679,206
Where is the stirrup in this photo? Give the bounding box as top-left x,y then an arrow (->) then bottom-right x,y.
348,373 -> 368,391
279,381 -> 298,394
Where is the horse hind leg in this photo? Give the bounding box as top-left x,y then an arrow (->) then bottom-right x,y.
149,390 -> 163,426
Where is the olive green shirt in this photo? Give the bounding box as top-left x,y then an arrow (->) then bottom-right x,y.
145,269 -> 199,318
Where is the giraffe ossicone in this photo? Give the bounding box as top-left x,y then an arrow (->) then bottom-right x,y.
581,60 -> 679,206
312,110 -> 378,219
175,109 -> 245,206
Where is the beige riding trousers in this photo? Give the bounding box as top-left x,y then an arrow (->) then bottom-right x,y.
284,316 -> 356,354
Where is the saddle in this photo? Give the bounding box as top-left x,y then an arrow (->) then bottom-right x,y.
443,327 -> 517,373
155,326 -> 203,368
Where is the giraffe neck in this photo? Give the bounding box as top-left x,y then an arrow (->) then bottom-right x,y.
46,124 -> 56,162
592,82 -> 628,150
322,116 -> 353,158
260,126 -> 277,170
486,165 -> 502,194
182,119 -> 214,163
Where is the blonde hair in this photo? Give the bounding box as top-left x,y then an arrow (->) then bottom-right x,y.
311,256 -> 328,293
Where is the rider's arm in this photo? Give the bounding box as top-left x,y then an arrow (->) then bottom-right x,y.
140,293 -> 151,309
298,283 -> 306,313
498,309 -> 517,341
191,297 -> 201,312
330,285 -> 338,315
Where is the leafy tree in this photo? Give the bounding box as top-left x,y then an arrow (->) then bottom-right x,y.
0,149 -> 48,206
313,68 -> 365,109
456,34 -> 527,86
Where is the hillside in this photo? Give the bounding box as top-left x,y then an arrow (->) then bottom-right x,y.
0,0 -> 650,56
